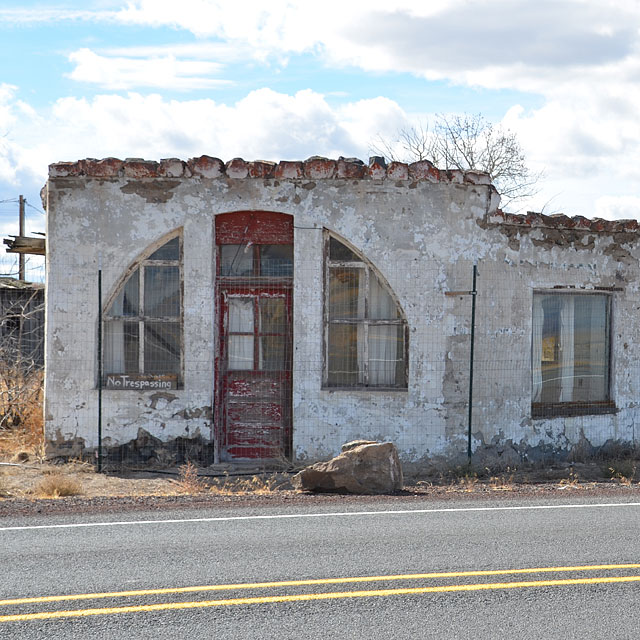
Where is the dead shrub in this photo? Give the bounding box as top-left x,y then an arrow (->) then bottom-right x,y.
34,473 -> 82,498
173,461 -> 208,494
604,459 -> 637,485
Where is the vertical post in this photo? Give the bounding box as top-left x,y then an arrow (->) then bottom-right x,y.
97,258 -> 103,472
467,263 -> 478,464
18,195 -> 25,281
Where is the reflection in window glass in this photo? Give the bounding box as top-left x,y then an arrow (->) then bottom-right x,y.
329,237 -> 359,261
260,335 -> 285,370
328,324 -> 360,386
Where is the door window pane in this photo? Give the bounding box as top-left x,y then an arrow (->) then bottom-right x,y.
228,298 -> 254,333
260,335 -> 286,370
259,298 -> 286,334
220,245 -> 254,276
260,245 -> 293,277
229,335 -> 253,370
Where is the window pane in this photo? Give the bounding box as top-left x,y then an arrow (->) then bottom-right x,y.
369,276 -> 399,320
228,335 -> 253,370
369,325 -> 405,386
144,266 -> 180,317
229,298 -> 254,333
144,322 -> 180,374
259,298 -> 286,334
220,245 -> 254,276
260,335 -> 286,371
328,324 -> 361,386
329,268 -> 364,319
329,237 -> 360,262
105,321 -> 139,373
148,237 -> 179,261
532,294 -> 609,405
108,271 -> 139,317
260,245 -> 293,277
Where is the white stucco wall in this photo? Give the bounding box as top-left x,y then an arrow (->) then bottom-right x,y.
44,157 -> 640,465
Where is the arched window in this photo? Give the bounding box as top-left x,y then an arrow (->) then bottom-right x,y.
325,234 -> 407,388
104,235 -> 182,385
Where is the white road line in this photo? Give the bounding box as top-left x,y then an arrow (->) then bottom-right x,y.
0,501 -> 639,532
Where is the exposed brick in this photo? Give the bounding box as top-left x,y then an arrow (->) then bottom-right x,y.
82,158 -> 124,178
446,170 -> 465,184
463,171 -> 491,185
225,158 -> 248,179
188,156 -> 224,179
368,156 -> 387,180
248,160 -> 276,178
274,161 -> 304,179
386,162 -> 408,180
49,162 -> 82,177
571,216 -> 593,230
336,158 -> 366,179
547,213 -> 573,228
159,158 -> 188,178
408,160 -> 440,182
304,156 -> 336,179
123,159 -> 159,178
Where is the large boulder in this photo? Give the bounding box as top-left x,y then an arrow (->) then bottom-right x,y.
292,441 -> 403,494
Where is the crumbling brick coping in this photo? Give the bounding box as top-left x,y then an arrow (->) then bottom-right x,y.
489,209 -> 640,234
48,155 -> 494,185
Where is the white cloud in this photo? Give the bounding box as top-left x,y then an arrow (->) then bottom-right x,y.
67,48 -> 230,91
595,196 -> 640,221
0,86 -> 410,187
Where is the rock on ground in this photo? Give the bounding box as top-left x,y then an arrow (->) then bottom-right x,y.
292,441 -> 403,495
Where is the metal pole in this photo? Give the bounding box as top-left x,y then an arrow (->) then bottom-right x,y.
18,195 -> 25,280
467,264 -> 477,464
97,260 -> 103,472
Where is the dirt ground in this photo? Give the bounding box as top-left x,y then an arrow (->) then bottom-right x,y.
1,457 -> 639,518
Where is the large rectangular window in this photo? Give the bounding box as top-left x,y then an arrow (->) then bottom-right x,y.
532,292 -> 612,417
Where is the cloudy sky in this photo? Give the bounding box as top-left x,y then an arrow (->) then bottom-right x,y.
1,0 -> 639,275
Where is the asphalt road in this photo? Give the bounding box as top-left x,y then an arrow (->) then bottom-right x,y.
1,495 -> 639,639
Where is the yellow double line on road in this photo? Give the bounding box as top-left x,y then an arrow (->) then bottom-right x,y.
2,564 -> 640,622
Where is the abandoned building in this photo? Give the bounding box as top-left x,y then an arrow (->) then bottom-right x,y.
42,156 -> 640,468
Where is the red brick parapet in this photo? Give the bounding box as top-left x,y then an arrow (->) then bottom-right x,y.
48,154 -> 492,188
488,209 -> 640,234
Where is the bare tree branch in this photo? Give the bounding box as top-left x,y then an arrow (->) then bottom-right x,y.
371,113 -> 541,209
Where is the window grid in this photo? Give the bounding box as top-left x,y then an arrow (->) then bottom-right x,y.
104,236 -> 182,381
325,235 -> 407,389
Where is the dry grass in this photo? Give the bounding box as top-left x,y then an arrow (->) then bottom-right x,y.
605,460 -> 637,486
558,468 -> 581,488
489,473 -> 515,491
33,473 -> 82,498
172,461 -> 209,494
209,474 -> 279,495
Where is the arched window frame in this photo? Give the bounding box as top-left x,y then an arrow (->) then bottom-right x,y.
323,232 -> 408,389
103,231 -> 183,387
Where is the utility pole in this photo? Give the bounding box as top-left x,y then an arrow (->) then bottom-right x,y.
18,195 -> 25,281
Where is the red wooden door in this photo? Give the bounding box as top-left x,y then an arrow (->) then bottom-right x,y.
215,211 -> 294,461
219,288 -> 292,459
